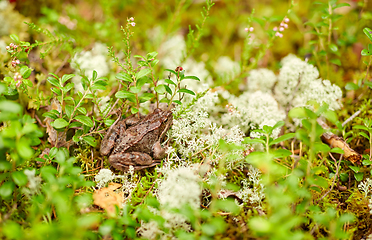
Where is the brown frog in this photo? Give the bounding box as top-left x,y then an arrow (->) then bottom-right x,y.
100,108 -> 173,171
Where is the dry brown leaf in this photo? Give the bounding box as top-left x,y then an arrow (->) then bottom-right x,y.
45,99 -> 66,147
93,183 -> 124,215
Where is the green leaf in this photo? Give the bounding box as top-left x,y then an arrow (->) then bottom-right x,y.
164,85 -> 172,95
77,107 -> 87,115
73,135 -> 80,143
249,217 -> 271,233
172,100 -> 182,105
51,87 -> 62,96
9,34 -> 20,43
164,79 -> 176,86
139,93 -> 154,102
361,49 -> 372,56
12,171 -> 28,186
116,72 -> 133,82
363,27 -> 372,42
74,115 -> 93,128
91,82 -> 107,91
271,149 -> 292,158
61,74 -> 75,84
362,160 -> 372,166
53,118 -> 69,129
328,44 -> 338,53
62,82 -> 74,93
340,173 -> 348,182
16,137 -> 34,159
115,90 -> 135,99
0,181 -> 15,198
288,107 -> 307,118
154,85 -> 166,94
65,105 -> 74,119
42,111 -> 58,120
81,76 -> 89,91
47,76 -> 60,87
135,68 -> 151,79
354,125 -> 369,132
359,131 -> 370,140
177,89 -> 195,95
365,81 -> 372,89
334,2 -> 350,9
164,69 -> 177,75
131,107 -> 139,114
354,172 -> 364,181
104,119 -> 115,127
311,176 -> 329,189
82,136 -> 97,147
129,86 -> 141,94
215,199 -> 240,214
269,133 -> 295,146
242,137 -> 265,145
181,75 -> 200,81
330,147 -> 344,154
314,142 -> 331,153
92,70 -> 98,80
20,66 -> 32,78
349,165 -> 360,173
345,82 -> 359,90
0,161 -> 11,171
330,58 -> 341,66
0,100 -> 22,113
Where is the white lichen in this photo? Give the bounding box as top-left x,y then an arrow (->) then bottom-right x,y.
246,68 -> 277,93
70,42 -> 110,93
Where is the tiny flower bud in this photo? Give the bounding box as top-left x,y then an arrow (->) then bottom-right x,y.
16,59 -> 20,64
10,43 -> 14,47
6,46 -> 10,50
279,27 -> 284,32
249,27 -> 254,32
13,45 -> 18,49
244,27 -> 249,32
129,17 -> 134,21
275,32 -> 281,37
283,23 -> 288,29
284,17 -> 289,23
273,27 -> 278,31
130,22 -> 136,26
280,22 -> 285,27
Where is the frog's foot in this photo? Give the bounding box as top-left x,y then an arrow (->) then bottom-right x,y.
108,152 -> 162,172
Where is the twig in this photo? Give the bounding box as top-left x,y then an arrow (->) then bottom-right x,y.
139,172 -> 162,205
316,153 -> 343,204
342,99 -> 372,127
318,118 -> 361,164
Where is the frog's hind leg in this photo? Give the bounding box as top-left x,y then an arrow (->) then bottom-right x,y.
100,120 -> 125,156
109,152 -> 161,172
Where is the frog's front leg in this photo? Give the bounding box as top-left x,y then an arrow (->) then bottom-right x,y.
108,152 -> 162,171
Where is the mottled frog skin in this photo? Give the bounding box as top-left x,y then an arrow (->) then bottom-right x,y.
100,108 -> 173,171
